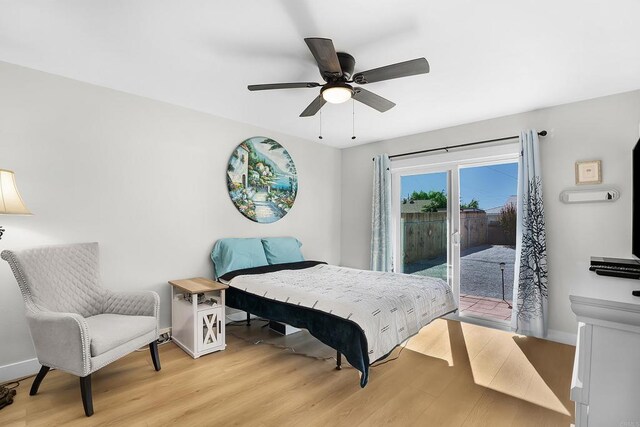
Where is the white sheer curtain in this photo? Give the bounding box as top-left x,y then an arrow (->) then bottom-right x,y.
371,154 -> 393,272
511,130 -> 548,338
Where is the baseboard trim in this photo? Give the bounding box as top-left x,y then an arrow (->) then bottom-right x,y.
446,313 -> 577,346
546,329 -> 577,346
0,358 -> 40,384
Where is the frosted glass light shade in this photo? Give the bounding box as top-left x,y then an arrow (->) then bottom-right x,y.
0,169 -> 31,215
321,85 -> 353,104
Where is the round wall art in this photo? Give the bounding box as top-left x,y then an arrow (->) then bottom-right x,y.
227,136 -> 298,223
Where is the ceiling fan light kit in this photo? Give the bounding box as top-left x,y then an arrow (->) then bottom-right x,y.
321,83 -> 353,104
247,37 -> 430,125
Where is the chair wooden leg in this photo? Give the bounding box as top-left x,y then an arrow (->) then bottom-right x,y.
79,375 -> 93,417
29,366 -> 50,396
149,341 -> 161,371
336,351 -> 342,370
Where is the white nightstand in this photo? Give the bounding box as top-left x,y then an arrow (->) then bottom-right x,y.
169,277 -> 229,358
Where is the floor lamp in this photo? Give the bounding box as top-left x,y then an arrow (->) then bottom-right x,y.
0,169 -> 32,239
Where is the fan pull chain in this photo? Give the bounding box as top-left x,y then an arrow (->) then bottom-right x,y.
351,99 -> 356,140
318,110 -> 323,140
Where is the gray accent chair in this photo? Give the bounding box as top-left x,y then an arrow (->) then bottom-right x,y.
1,242 -> 161,417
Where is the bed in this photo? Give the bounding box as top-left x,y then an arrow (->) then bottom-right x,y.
213,238 -> 457,387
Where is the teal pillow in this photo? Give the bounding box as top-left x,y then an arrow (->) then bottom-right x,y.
211,238 -> 269,278
261,237 -> 304,265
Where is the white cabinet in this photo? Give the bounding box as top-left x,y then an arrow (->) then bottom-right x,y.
169,277 -> 228,358
197,307 -> 224,353
570,273 -> 640,426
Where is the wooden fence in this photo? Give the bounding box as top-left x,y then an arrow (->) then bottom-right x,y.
401,212 -> 448,263
488,223 -> 515,246
401,211 -> 513,264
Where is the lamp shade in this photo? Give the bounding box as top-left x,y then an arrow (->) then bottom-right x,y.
0,169 -> 31,215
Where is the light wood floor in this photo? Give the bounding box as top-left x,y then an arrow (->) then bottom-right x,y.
0,319 -> 575,426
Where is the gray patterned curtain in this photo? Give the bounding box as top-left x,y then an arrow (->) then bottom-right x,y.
511,130 -> 548,337
371,154 -> 393,272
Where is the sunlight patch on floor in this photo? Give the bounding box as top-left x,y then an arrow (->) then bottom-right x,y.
405,318 -> 455,366
407,319 -> 573,417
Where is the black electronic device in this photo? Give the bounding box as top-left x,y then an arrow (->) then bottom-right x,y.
590,256 -> 640,270
589,256 -> 640,281
594,269 -> 640,280
634,138 -> 640,259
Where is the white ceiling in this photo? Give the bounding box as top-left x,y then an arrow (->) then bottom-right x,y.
1,0 -> 640,148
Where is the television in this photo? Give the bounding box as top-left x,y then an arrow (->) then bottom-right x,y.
634,139 -> 640,259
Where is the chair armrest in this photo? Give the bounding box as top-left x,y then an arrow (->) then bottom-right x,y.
103,291 -> 160,318
26,309 -> 91,377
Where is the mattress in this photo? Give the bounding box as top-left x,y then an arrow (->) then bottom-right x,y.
226,263 -> 457,362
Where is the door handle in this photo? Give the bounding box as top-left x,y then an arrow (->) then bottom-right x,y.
452,231 -> 460,246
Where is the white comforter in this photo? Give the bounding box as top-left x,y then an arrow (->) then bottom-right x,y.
227,264 -> 457,362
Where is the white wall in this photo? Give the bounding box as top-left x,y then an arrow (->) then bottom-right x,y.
2,57 -> 638,379
0,61 -> 342,372
341,90 -> 640,338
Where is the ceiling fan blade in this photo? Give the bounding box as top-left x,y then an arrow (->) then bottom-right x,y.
248,82 -> 320,91
352,87 -> 396,112
304,38 -> 342,79
352,58 -> 429,84
299,95 -> 326,117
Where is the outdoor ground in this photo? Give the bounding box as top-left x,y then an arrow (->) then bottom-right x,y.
459,244 -> 515,301
405,244 -> 516,321
459,294 -> 513,321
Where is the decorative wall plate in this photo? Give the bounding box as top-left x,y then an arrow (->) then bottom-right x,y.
227,137 -> 298,223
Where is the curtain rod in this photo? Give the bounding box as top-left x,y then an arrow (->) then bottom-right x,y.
372,130 -> 547,161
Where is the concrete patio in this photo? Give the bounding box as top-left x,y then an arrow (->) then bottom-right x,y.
460,294 -> 512,322
406,244 -> 515,322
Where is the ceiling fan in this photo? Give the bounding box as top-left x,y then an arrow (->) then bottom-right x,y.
247,38 -> 430,117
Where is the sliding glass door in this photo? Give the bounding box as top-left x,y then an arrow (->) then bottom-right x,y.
392,148 -> 519,325
395,167 -> 457,302
458,162 -> 517,323
399,171 -> 451,282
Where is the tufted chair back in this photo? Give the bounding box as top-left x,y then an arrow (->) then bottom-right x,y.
2,242 -> 108,317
